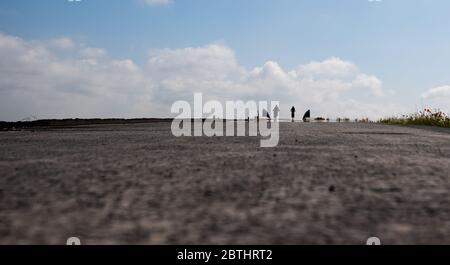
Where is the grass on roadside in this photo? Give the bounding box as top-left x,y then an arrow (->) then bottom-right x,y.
380,109 -> 450,128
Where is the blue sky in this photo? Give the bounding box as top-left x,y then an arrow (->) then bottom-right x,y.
1,0 -> 450,120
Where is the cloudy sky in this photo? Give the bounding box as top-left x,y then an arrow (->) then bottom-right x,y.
0,0 -> 449,121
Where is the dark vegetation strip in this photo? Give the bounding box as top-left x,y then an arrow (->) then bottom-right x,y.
0,118 -> 173,130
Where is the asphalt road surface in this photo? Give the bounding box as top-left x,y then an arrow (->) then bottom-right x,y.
1,122 -> 450,244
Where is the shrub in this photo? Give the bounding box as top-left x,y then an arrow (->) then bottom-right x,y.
380,109 -> 450,128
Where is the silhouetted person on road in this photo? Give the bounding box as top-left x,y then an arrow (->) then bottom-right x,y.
273,105 -> 280,121
291,106 -> 296,122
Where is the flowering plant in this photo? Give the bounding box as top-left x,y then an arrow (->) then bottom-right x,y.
380,108 -> 450,128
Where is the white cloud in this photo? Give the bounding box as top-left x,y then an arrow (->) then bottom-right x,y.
422,85 -> 450,99
295,57 -> 358,78
80,47 -> 107,59
142,0 -> 173,6
48,37 -> 76,49
421,85 -> 450,113
0,33 -> 399,121
352,73 -> 384,96
0,33 -> 151,120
